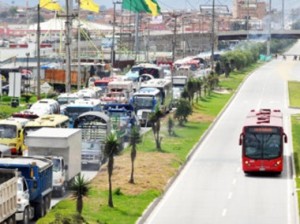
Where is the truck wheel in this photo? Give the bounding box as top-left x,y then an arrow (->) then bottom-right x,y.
44,195 -> 50,214
8,215 -> 15,224
21,207 -> 29,224
35,199 -> 45,219
59,184 -> 66,197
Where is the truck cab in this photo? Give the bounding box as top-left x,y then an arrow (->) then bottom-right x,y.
0,117 -> 29,155
51,156 -> 67,197
16,176 -> 33,222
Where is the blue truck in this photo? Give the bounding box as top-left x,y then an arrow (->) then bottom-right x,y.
103,103 -> 140,144
0,156 -> 53,223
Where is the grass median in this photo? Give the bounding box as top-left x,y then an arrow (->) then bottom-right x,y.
36,63 -> 261,224
289,81 -> 300,216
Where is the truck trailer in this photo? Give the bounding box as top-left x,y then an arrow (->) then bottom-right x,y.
0,168 -> 18,224
25,128 -> 81,197
0,156 -> 53,222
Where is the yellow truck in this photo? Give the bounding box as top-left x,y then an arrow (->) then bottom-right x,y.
0,117 -> 29,155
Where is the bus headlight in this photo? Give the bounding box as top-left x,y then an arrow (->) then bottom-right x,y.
274,161 -> 281,167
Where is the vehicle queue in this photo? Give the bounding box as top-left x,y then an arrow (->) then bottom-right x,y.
0,60 -> 206,223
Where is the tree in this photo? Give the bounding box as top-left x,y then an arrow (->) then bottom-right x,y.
129,125 -> 141,184
174,98 -> 192,126
8,6 -> 18,18
168,116 -> 174,136
70,173 -> 91,215
148,105 -> 163,150
215,61 -> 222,75
104,133 -> 120,207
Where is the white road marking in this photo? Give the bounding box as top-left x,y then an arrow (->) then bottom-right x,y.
227,192 -> 233,200
222,209 -> 227,217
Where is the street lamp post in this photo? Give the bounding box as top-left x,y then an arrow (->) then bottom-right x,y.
26,52 -> 30,94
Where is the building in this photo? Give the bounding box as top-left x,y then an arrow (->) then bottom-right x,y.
233,0 -> 267,20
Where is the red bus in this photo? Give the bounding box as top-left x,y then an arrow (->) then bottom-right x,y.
239,109 -> 288,174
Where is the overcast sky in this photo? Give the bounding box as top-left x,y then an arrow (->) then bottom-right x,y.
1,0 -> 299,12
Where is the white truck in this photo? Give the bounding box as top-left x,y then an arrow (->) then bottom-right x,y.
0,168 -> 18,224
25,127 -> 82,197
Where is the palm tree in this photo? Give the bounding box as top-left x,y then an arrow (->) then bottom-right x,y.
148,105 -> 163,150
128,125 -> 141,184
104,133 -> 120,208
70,173 -> 91,215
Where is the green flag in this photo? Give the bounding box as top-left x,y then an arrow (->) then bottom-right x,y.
122,0 -> 161,16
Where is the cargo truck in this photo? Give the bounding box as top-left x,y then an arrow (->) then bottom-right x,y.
74,111 -> 110,170
0,168 -> 18,224
25,128 -> 81,197
0,156 -> 53,222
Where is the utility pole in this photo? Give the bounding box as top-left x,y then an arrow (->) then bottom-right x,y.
134,13 -> 140,61
281,0 -> 284,30
37,4 -> 41,100
77,0 -> 81,91
267,0 -> 272,56
211,0 -> 215,71
111,1 -> 117,67
65,0 -> 72,93
171,13 -> 179,64
246,0 -> 250,40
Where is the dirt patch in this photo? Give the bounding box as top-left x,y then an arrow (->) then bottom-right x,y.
189,112 -> 214,123
213,87 -> 231,94
91,151 -> 178,195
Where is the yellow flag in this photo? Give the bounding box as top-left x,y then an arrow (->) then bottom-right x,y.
40,0 -> 62,11
80,0 -> 100,13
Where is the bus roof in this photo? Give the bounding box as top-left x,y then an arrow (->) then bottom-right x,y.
140,78 -> 171,89
25,114 -> 69,128
244,109 -> 283,128
75,111 -> 110,124
133,63 -> 162,70
133,87 -> 160,96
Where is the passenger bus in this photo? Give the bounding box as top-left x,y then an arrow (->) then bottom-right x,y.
131,79 -> 172,126
239,109 -> 288,174
24,114 -> 69,136
140,78 -> 173,112
64,98 -> 102,127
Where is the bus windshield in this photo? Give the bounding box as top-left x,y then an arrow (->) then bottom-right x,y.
57,97 -> 78,105
0,125 -> 17,138
244,132 -> 281,160
133,97 -> 154,110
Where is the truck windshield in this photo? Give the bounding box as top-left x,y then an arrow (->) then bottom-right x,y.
244,133 -> 281,159
0,125 -> 17,138
133,96 -> 154,110
52,159 -> 61,172
82,141 -> 101,151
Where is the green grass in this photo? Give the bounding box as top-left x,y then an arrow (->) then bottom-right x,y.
36,63 -> 261,224
289,81 -> 300,108
38,190 -> 160,224
288,81 -> 300,215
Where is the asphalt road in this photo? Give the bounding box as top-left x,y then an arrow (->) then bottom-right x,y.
141,42 -> 300,224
